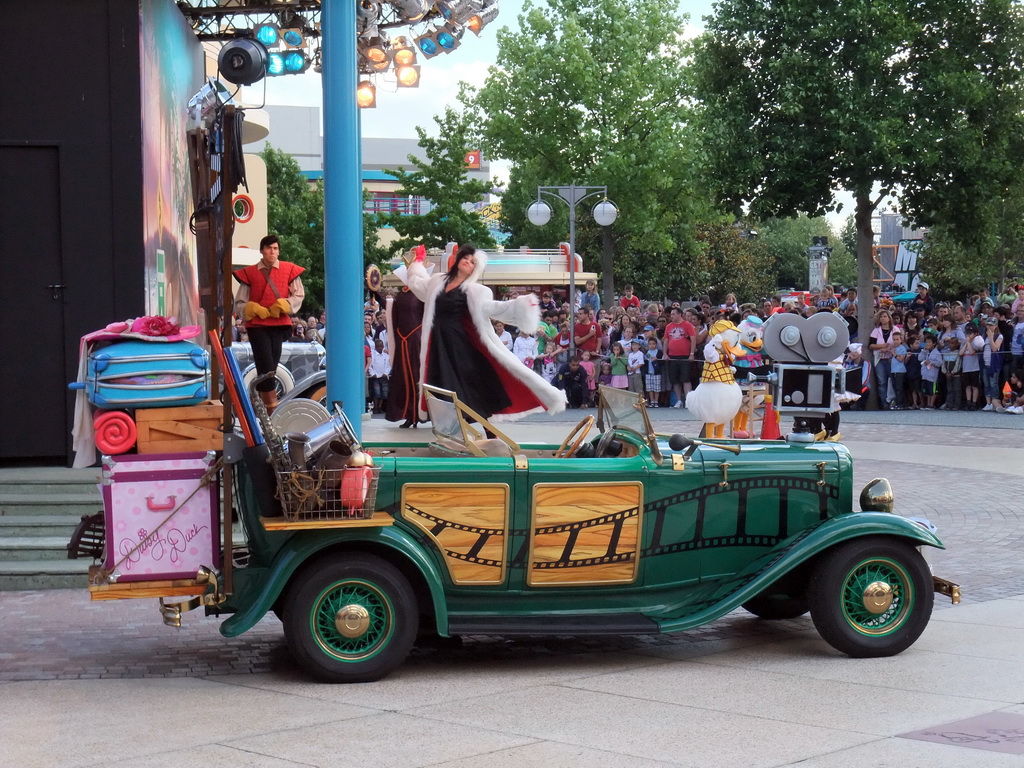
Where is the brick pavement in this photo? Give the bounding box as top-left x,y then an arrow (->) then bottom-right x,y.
1,424 -> 1019,682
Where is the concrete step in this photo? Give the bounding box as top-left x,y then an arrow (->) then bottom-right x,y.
0,514 -> 86,537
0,536 -> 79,561
0,559 -> 90,590
0,492 -> 103,517
0,467 -> 100,496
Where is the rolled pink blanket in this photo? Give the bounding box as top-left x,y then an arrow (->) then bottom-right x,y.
93,410 -> 137,455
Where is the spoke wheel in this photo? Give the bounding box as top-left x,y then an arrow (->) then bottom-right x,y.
809,536 -> 933,658
284,554 -> 417,682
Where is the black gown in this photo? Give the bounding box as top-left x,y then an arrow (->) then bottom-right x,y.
385,290 -> 424,424
426,287 -> 511,418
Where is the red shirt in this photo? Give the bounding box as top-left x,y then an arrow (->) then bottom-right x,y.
619,295 -> 641,310
664,321 -> 696,357
573,320 -> 600,352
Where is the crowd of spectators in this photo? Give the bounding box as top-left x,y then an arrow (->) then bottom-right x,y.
280,279 -> 1024,418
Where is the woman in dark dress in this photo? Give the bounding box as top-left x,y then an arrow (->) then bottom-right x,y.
385,287 -> 425,428
406,244 -> 565,422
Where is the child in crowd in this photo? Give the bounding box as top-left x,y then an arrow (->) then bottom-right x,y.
609,341 -> 629,389
539,342 -> 559,384
905,333 -> 923,409
627,338 -> 645,394
493,320 -> 513,351
941,333 -> 963,410
890,329 -> 908,409
981,317 -> 1005,411
919,333 -> 943,409
366,338 -> 391,415
513,328 -> 538,368
579,350 -> 597,408
816,285 -> 839,312
1005,370 -> 1024,414
597,361 -> 614,389
961,325 -> 982,410
843,343 -> 871,410
644,336 -> 662,407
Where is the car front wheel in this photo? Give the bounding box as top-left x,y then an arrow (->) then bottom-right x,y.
808,537 -> 933,658
283,554 -> 418,683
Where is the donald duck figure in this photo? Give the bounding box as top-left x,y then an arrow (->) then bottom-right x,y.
732,315 -> 765,438
687,318 -> 747,438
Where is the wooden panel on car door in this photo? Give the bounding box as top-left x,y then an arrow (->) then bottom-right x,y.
401,482 -> 510,586
527,482 -> 643,587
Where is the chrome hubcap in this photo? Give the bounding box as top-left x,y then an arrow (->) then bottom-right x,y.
862,581 -> 894,614
335,604 -> 370,638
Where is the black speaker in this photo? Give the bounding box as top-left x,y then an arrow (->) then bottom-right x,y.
218,38 -> 269,86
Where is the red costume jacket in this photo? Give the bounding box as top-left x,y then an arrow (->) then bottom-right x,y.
234,262 -> 305,327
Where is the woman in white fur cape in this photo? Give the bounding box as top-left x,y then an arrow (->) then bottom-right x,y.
405,244 -> 566,422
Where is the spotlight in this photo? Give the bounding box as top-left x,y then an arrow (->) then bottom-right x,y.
254,23 -> 280,47
466,5 -> 499,34
283,50 -> 309,73
415,31 -> 441,59
362,37 -> 389,63
391,36 -> 417,67
218,38 -> 269,86
388,0 -> 429,23
280,27 -> 305,48
435,23 -> 463,54
356,0 -> 380,35
438,0 -> 475,22
396,64 -> 420,87
267,51 -> 286,76
357,80 -> 377,108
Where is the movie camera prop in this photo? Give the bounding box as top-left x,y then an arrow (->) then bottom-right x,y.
752,313 -> 849,419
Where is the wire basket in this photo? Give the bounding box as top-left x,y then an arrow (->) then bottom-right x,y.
275,465 -> 380,522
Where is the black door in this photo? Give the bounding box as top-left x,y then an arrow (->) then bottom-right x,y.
0,146 -> 67,459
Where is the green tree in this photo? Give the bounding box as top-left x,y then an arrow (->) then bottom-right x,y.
754,215 -> 857,290
466,0 -> 704,305
378,108 -> 497,254
691,0 -> 1024,356
259,145 -> 326,312
918,179 -> 1024,295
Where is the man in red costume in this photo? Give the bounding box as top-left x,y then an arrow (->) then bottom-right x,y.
233,234 -> 305,413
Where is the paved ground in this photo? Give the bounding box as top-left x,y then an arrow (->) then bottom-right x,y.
3,414 -> 1024,767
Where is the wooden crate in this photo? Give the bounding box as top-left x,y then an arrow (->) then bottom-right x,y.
135,401 -> 223,454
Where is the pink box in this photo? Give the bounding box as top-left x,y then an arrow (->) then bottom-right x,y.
101,452 -> 220,582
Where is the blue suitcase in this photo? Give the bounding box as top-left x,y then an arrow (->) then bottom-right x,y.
76,339 -> 210,409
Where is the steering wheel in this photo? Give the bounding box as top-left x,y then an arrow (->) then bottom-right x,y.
555,415 -> 595,458
594,427 -> 618,458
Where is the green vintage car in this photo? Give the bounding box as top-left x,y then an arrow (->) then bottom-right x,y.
199,385 -> 960,683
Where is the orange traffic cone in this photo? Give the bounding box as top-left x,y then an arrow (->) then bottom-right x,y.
761,394 -> 781,439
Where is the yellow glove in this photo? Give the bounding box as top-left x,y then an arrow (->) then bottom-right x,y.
268,298 -> 292,318
243,301 -> 270,321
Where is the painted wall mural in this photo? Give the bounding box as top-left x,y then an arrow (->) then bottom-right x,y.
140,0 -> 204,324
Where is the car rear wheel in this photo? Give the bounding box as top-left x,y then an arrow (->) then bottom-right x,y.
808,537 -> 933,658
283,554 -> 417,683
742,593 -> 809,620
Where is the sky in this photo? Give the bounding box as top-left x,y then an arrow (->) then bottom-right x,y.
241,0 -> 852,226
245,0 -> 717,142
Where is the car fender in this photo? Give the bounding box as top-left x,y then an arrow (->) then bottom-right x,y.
656,511 -> 942,634
219,525 -> 449,638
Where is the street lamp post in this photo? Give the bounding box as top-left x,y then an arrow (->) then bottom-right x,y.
527,185 -> 618,355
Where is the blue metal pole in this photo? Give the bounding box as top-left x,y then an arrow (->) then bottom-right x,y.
322,0 -> 364,439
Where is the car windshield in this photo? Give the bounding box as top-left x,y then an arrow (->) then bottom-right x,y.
597,386 -> 662,464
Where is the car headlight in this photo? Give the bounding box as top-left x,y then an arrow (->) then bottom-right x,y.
859,478 -> 894,514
